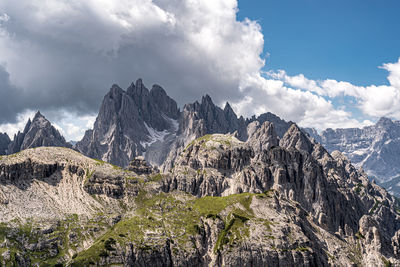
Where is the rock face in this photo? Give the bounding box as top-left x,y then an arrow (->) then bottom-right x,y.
1,125 -> 400,266
158,123 -> 400,266
78,79 -> 293,171
126,156 -> 158,175
304,117 -> 400,196
0,132 -> 10,155
75,80 -> 293,171
76,80 -> 180,167
7,111 -> 71,155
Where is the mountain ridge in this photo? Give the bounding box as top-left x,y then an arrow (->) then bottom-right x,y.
1,121 -> 399,266
76,79 -> 293,170
304,117 -> 400,196
6,111 -> 72,155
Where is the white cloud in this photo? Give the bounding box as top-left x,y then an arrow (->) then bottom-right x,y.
0,110 -> 35,138
0,13 -> 9,22
232,73 -> 373,131
46,111 -> 97,141
0,0 -> 398,139
266,58 -> 400,127
0,109 -> 96,141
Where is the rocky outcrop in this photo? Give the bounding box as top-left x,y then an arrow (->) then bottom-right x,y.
249,112 -> 294,138
179,96 -> 248,141
0,132 -> 10,155
304,117 -> 400,196
7,111 -> 71,155
76,80 -> 180,167
156,122 -> 400,266
127,156 -> 158,175
77,79 -> 293,171
1,125 -> 400,266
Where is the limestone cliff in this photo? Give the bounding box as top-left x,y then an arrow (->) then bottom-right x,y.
1,122 -> 399,266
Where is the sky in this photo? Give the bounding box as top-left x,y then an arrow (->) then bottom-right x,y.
0,0 -> 399,141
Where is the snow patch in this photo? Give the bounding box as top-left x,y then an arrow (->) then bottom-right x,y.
100,124 -> 116,145
141,115 -> 179,149
352,148 -> 369,156
140,123 -> 169,148
162,114 -> 179,133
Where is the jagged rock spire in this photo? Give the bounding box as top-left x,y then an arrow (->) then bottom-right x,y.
7,111 -> 71,154
0,132 -> 10,155
246,121 -> 279,153
279,124 -> 313,153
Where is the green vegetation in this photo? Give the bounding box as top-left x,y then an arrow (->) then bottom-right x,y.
295,246 -> 310,252
104,237 -> 116,251
355,231 -> 365,239
382,256 -> 392,267
354,183 -> 363,195
263,220 -> 274,231
71,191 -> 269,265
93,158 -> 106,166
348,240 -> 363,266
214,213 -> 250,253
369,199 -> 381,215
148,173 -> 163,182
111,163 -> 123,170
0,213 -> 116,266
184,134 -> 238,152
0,214 -> 106,266
85,169 -> 95,180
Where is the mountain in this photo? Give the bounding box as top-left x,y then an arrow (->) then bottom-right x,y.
76,80 -> 180,167
77,79 -> 292,170
7,111 -> 71,155
0,133 -> 10,155
1,123 -> 399,266
304,117 -> 400,196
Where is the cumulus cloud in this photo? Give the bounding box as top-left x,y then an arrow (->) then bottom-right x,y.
232,73 -> 374,131
0,0 -> 263,116
267,58 -> 400,123
0,109 -> 35,138
0,0 -> 397,140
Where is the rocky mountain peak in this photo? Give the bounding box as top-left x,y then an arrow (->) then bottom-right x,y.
150,84 -> 180,120
77,79 -> 180,167
376,116 -> 394,128
246,121 -> 279,153
135,78 -> 144,90
201,94 -> 213,106
23,118 -> 32,133
7,112 -> 71,155
308,115 -> 400,196
279,124 -> 313,153
0,132 -> 10,155
223,102 -> 233,112
33,110 -> 44,120
109,84 -> 124,95
249,112 -> 293,138
127,156 -> 159,175
78,80 -> 294,171
223,102 -> 237,119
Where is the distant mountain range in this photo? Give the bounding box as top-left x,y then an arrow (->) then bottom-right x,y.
0,111 -> 71,156
0,79 -> 400,266
1,79 -> 400,197
304,117 -> 400,196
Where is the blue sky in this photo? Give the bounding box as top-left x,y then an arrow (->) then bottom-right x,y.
238,0 -> 400,86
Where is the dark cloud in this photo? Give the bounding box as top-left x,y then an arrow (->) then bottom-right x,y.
0,0 -> 384,140
0,0 -> 262,124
